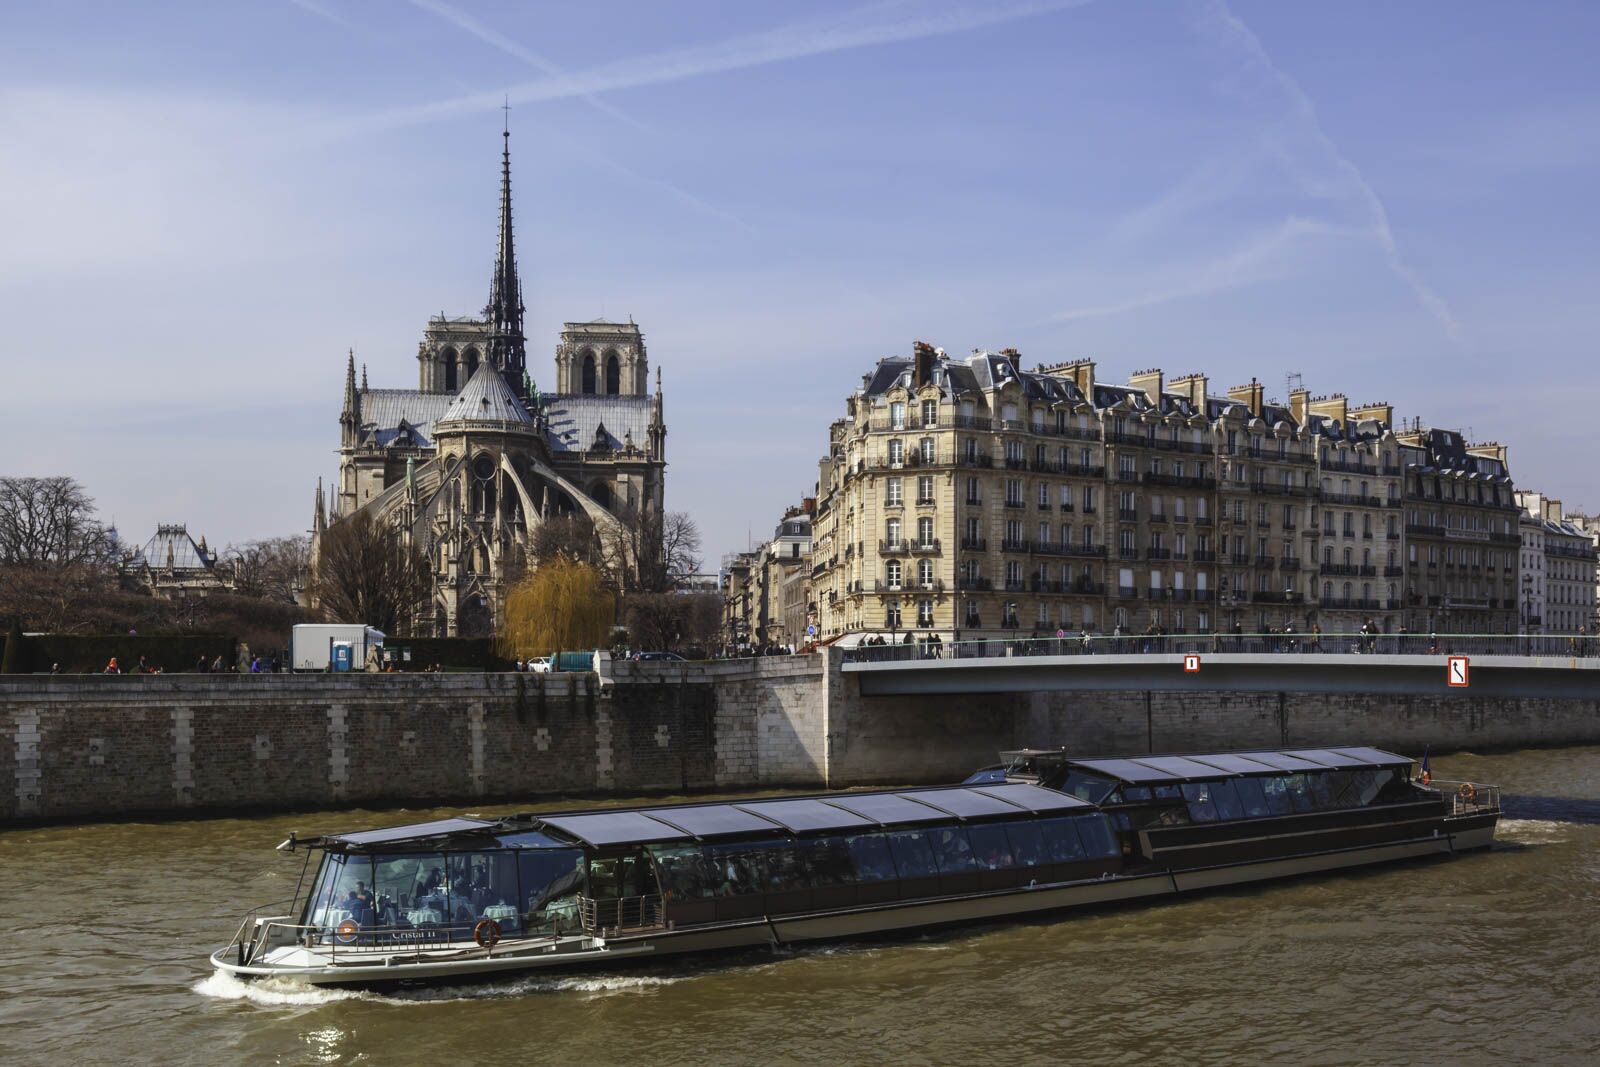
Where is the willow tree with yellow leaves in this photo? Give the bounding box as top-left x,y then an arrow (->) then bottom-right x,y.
498,558 -> 615,658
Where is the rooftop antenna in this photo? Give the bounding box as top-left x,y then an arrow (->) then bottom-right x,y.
1286,371 -> 1303,395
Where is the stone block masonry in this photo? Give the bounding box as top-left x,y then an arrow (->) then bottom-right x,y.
4,651 -> 1599,825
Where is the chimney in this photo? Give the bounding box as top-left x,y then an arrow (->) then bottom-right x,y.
1171,373 -> 1208,412
1289,388 -> 1310,425
912,341 -> 936,388
1349,401 -> 1394,426
1308,393 -> 1348,423
1226,377 -> 1265,418
1128,368 -> 1164,405
1045,358 -> 1096,399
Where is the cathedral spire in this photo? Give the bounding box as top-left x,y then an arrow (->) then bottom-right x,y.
340,349 -> 361,447
313,478 -> 327,534
484,113 -> 527,396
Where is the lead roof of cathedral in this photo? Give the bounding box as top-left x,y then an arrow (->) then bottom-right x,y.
437,364 -> 535,427
360,390 -> 457,447
544,394 -> 652,453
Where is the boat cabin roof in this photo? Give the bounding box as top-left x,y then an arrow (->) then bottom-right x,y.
1068,747 -> 1410,786
297,746 -> 1411,853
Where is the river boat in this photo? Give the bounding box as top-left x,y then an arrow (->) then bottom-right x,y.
211,746 -> 1499,988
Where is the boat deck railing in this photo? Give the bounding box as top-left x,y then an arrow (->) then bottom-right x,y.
228,916 -> 564,966
1425,780 -> 1502,816
578,894 -> 666,936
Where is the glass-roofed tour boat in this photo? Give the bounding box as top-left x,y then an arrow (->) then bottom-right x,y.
212,746 -> 1499,987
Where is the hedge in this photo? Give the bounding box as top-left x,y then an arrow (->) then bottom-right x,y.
0,633 -> 238,674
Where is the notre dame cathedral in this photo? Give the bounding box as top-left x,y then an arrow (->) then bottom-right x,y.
310,127 -> 667,636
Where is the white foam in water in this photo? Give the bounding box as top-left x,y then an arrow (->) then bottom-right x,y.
1499,818 -> 1570,842
193,970 -> 381,1007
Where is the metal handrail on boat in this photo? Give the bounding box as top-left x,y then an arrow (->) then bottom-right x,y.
578,894 -> 665,936
1424,779 -> 1502,816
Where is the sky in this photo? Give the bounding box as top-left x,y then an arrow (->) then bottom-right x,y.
3,0 -> 1599,565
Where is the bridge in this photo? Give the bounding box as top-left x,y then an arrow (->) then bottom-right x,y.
841,635 -> 1600,699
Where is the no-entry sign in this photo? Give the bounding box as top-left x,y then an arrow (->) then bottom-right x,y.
1447,656 -> 1469,687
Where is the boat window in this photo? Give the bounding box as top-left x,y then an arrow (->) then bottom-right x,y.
1152,784 -> 1183,801
1122,786 -> 1153,802
370,853 -> 433,927
588,852 -> 656,904
1181,782 -> 1219,822
887,830 -> 939,878
928,825 -> 978,873
1061,770 -> 1119,804
845,833 -> 897,882
1233,777 -> 1270,818
519,847 -> 585,932
1356,769 -> 1393,805
1283,774 -> 1314,812
1305,772 -> 1334,808
1323,770 -> 1354,807
704,840 -> 772,896
966,824 -> 1014,869
518,844 -> 588,921
304,853 -> 376,930
1004,821 -> 1046,867
1074,815 -> 1120,858
1037,817 -> 1086,862
443,853 -> 523,935
1210,779 -> 1246,820
805,836 -> 858,886
1260,775 -> 1293,815
647,844 -> 716,900
1136,805 -> 1190,829
765,844 -> 813,891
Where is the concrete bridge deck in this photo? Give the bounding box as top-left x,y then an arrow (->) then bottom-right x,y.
843,651 -> 1600,698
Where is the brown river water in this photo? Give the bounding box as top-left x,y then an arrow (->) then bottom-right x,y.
2,747 -> 1597,1066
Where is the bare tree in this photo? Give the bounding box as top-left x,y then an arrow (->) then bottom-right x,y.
623,590 -> 721,652
603,508 -> 703,593
528,512 -> 607,570
309,513 -> 432,636
227,535 -> 310,603
0,476 -> 120,569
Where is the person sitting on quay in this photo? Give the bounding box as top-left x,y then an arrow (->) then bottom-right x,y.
103,657 -> 121,674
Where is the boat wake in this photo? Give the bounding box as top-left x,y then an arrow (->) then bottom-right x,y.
194,968 -> 689,1008
193,971 -> 381,1007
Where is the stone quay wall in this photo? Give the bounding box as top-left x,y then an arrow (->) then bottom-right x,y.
0,658 -> 829,825
4,652 -> 1598,825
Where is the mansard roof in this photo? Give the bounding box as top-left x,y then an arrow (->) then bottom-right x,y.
437,364 -> 534,428
543,394 -> 651,453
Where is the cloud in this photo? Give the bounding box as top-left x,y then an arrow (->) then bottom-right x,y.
1046,216 -> 1350,323
314,0 -> 1091,140
1195,0 -> 1462,339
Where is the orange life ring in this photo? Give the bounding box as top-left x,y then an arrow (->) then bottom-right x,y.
335,919 -> 360,944
1458,782 -> 1477,802
473,919 -> 501,949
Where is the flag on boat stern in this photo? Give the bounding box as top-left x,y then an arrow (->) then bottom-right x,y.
1420,745 -> 1431,785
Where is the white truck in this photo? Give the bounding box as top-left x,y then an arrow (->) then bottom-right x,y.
291,624 -> 385,673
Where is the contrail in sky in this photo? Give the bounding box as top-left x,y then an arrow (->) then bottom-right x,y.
316,0 -> 1091,139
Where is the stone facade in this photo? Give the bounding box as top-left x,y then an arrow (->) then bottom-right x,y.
313,130 -> 667,635
720,502 -> 815,652
1516,491 -> 1598,635
808,345 -> 1519,643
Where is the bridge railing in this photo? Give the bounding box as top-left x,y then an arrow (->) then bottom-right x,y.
840,632 -> 1600,664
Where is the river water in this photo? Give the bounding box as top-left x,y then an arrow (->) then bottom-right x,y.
2,747 -> 1597,1066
